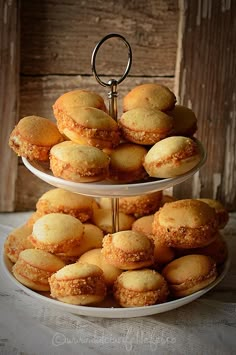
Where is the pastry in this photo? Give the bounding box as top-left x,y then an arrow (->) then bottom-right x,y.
168,105 -> 197,136
12,249 -> 65,291
26,211 -> 42,227
56,223 -> 104,263
160,194 -> 177,207
175,232 -> 228,266
162,254 -> 217,297
143,136 -> 201,178
108,143 -> 148,183
132,215 -> 175,267
118,107 -> 173,145
197,198 -> 229,229
113,269 -> 169,307
55,106 -> 120,149
49,262 -> 107,305
102,230 -> 154,270
53,89 -> 107,115
123,83 -> 176,112
36,188 -> 96,222
152,199 -> 218,248
118,192 -> 163,217
78,248 -> 122,287
29,213 -> 84,253
9,116 -> 63,161
50,141 -> 110,182
4,224 -> 34,263
92,208 -> 135,234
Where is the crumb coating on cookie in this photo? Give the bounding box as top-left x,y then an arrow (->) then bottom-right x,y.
4,225 -> 34,263
49,273 -> 106,299
119,192 -> 162,216
9,116 -> 63,160
55,108 -> 120,149
164,267 -> 217,297
29,234 -> 82,253
102,234 -> 154,269
50,155 -> 109,182
113,270 -> 169,307
144,138 -> 200,171
9,127 -> 53,161
152,215 -> 218,248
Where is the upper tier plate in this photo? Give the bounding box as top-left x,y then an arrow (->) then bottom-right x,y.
22,139 -> 206,198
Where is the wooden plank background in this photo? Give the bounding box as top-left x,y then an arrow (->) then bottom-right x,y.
174,0 -> 236,211
0,0 -> 19,211
1,0 -> 236,211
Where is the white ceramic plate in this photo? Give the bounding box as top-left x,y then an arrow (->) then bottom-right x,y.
1,248 -> 229,319
22,139 -> 206,198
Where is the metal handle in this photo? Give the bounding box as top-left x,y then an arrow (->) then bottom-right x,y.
91,33 -> 132,233
91,33 -> 132,121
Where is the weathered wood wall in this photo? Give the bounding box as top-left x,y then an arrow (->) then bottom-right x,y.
1,0 -> 235,211
174,0 -> 236,210
0,0 -> 19,211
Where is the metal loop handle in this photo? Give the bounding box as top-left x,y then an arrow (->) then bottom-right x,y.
91,33 -> 132,87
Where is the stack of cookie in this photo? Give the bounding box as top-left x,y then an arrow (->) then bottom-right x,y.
4,185 -> 229,308
9,83 -> 202,183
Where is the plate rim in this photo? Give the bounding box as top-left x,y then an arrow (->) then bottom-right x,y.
1,240 -> 230,319
22,138 -> 207,197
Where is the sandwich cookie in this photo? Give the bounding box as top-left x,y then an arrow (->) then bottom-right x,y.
143,136 -> 201,178
9,116 -> 63,161
123,83 -> 176,112
49,263 -> 107,305
162,254 -> 217,297
102,230 -> 154,270
12,249 -> 65,291
50,141 -> 110,182
29,213 -> 84,253
118,107 -> 173,145
36,188 -> 96,222
152,199 -> 218,248
113,269 -> 169,307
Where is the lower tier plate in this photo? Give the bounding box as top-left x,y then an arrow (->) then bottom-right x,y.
1,247 -> 229,319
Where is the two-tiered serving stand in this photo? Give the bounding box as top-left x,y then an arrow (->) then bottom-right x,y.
3,34 -> 229,318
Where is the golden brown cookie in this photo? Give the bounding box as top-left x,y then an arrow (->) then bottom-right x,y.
55,106 -> 120,149
118,107 -> 173,145
152,199 -> 218,248
175,232 -> 228,266
78,248 -> 122,287
168,105 -> 197,136
12,249 -> 65,291
56,223 -> 104,263
102,230 -> 154,270
49,263 -> 107,305
162,254 -> 217,297
9,116 -> 63,161
123,83 -> 176,112
132,215 -> 175,268
143,136 -> 201,178
113,269 -> 169,307
50,141 -> 110,182
197,198 -> 229,229
4,224 -> 34,263
29,213 -> 84,253
118,192 -> 163,217
108,143 -> 148,183
36,188 -> 96,222
92,208 -> 135,234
